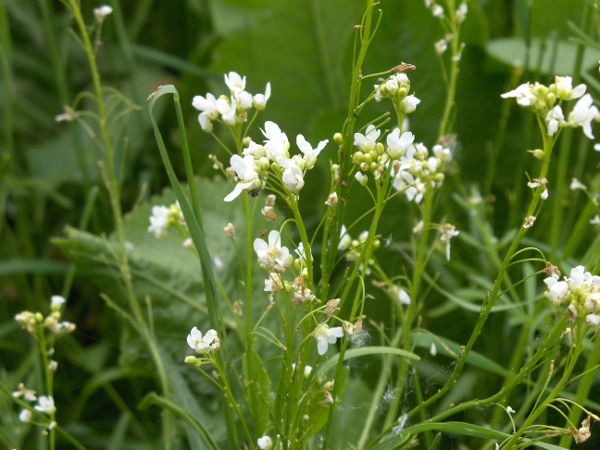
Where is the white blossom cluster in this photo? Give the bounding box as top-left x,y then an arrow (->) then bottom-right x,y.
15,295 -> 75,337
544,265 -> 600,329
501,76 -> 599,139
392,139 -> 452,203
374,71 -> 421,113
224,121 -> 328,202
147,202 -> 185,239
192,71 -> 271,133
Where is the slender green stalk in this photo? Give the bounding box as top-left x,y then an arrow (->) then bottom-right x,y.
408,124 -> 556,422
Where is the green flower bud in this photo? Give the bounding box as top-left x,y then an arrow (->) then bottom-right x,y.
333,133 -> 343,145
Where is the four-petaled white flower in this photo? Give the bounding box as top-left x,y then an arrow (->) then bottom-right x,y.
554,76 -> 586,100
297,134 -> 328,170
224,72 -> 246,94
254,230 -> 293,273
387,129 -> 414,158
314,324 -> 344,355
501,83 -> 535,107
34,396 -> 56,415
568,94 -> 598,139
187,327 -> 218,354
262,121 -> 290,160
224,155 -> 261,202
354,125 -> 381,153
277,157 -> 305,192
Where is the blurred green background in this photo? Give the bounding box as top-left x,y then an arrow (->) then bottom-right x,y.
2,0 -> 600,448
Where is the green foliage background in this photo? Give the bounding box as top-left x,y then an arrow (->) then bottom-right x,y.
2,0 -> 600,448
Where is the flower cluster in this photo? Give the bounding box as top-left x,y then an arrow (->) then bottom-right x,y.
544,265 -> 600,329
15,295 -> 76,338
224,121 -> 328,202
374,71 -> 421,113
424,0 -> 468,23
501,76 -> 599,139
392,140 -> 452,203
338,227 -> 380,268
147,202 -> 185,239
192,72 -> 271,132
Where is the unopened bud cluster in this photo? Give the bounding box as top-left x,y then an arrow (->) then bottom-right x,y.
374,72 -> 421,114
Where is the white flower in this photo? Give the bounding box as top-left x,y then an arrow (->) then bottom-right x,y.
570,178 -> 587,191
507,406 -> 516,414
13,383 -> 36,401
187,327 -> 218,354
257,436 -> 273,450
455,2 -> 468,23
354,125 -> 381,152
545,106 -> 565,136
432,4 -> 444,17
402,95 -> 421,114
296,134 -> 328,169
94,5 -> 112,23
543,277 -> 569,305
568,93 -> 598,139
387,129 -> 414,158
277,157 -> 305,192
262,121 -> 290,160
586,314 -> 600,327
253,82 -> 271,110
338,225 -> 352,250
254,230 -> 293,273
501,83 -> 535,107
355,171 -> 368,186
34,396 -> 56,415
224,72 -> 246,94
435,39 -> 448,55
51,295 -> 66,311
224,155 -> 261,202
398,288 -> 411,305
192,93 -> 219,128
216,95 -> 237,125
19,409 -> 32,422
554,76 -> 586,100
148,205 -> 169,238
314,324 -> 344,355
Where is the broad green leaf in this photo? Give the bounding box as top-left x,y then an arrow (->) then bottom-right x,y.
487,37 -> 600,75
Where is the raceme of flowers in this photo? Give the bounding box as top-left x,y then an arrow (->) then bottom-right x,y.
352,123 -> 452,203
501,76 -> 599,139
224,121 -> 328,202
192,71 -> 271,133
544,265 -> 600,329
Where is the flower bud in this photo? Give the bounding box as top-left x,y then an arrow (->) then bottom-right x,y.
333,133 -> 343,145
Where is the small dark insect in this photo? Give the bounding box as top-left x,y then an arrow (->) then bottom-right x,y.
250,188 -> 261,197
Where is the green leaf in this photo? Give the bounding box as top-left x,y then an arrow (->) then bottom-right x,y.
318,346 -> 420,376
139,391 -> 220,450
487,37 -> 600,75
412,331 -> 511,378
369,422 -> 567,450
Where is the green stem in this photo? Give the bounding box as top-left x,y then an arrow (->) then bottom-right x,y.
408,128 -> 555,422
